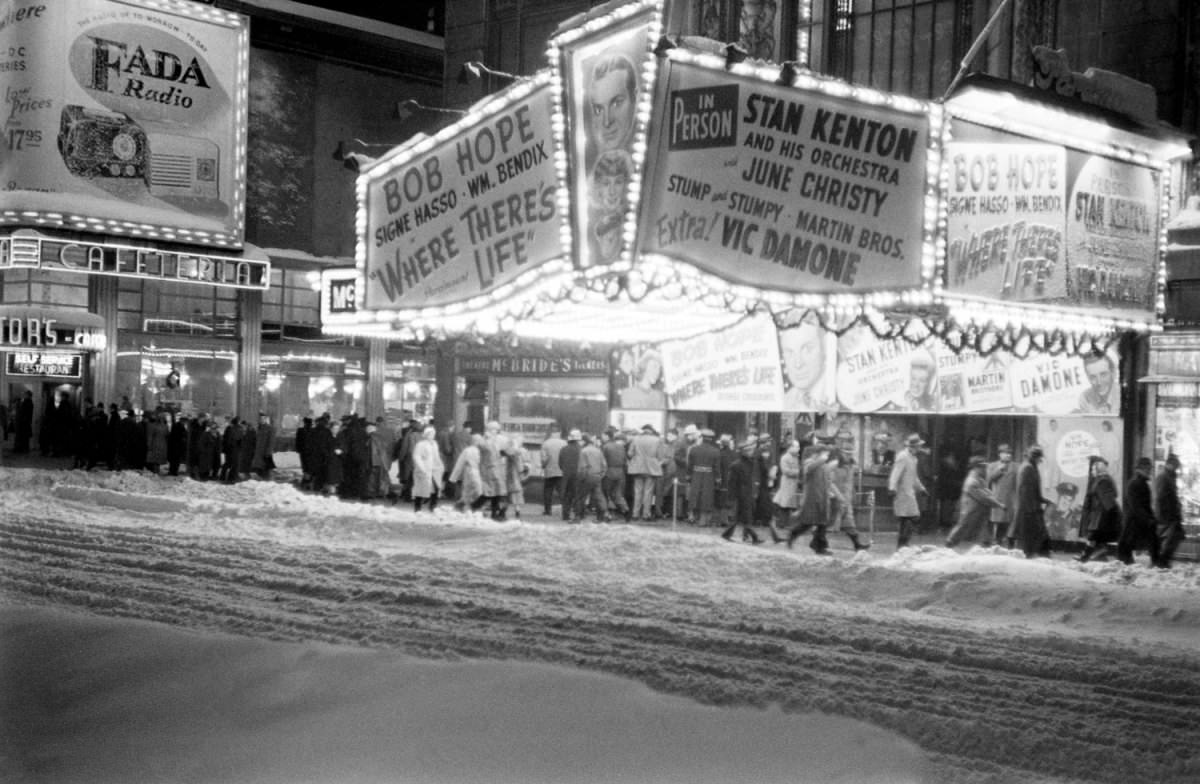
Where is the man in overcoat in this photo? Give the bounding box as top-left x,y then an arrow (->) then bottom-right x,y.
1118,456 -> 1158,565
888,433 -> 928,548
686,429 -> 721,526
1008,445 -> 1052,558
1153,454 -> 1186,568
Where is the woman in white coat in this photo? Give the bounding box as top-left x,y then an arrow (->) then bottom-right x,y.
411,426 -> 445,512
770,439 -> 802,544
449,434 -> 484,511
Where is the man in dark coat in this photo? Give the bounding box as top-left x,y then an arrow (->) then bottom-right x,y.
721,439 -> 764,544
1153,454 -> 1186,568
14,390 -> 34,454
295,417 -> 314,489
341,416 -> 370,500
1008,445 -> 1052,558
1077,456 -> 1121,563
219,416 -> 242,483
187,414 -> 208,479
307,416 -> 335,493
787,444 -> 833,553
714,434 -> 738,527
167,413 -> 189,476
558,429 -> 583,522
1118,457 -> 1158,565
686,429 -> 721,526
600,429 -> 631,521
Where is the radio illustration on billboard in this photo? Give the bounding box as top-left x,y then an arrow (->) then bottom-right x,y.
57,105 -> 149,180
57,105 -> 221,201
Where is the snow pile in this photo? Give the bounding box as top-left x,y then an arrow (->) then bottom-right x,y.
2,466 -> 1198,784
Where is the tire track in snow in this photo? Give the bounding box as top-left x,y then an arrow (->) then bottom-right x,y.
2,515 -> 1198,784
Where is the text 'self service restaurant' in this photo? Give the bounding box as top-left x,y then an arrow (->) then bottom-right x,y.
321,0 -> 1194,538
1,1 -> 269,425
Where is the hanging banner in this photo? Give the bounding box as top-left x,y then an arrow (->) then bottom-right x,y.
945,123 -> 1161,324
637,59 -> 933,293
835,325 -> 940,412
1008,348 -> 1121,415
660,314 -> 783,411
835,324 -> 1121,415
0,0 -> 248,248
361,79 -> 563,311
554,2 -> 658,271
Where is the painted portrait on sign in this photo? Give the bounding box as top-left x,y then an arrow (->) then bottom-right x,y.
559,14 -> 653,270
777,317 -> 836,412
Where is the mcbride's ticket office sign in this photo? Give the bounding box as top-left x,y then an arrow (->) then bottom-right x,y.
0,0 -> 249,248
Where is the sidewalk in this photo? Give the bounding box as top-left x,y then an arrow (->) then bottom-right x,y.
0,448 -> 1141,562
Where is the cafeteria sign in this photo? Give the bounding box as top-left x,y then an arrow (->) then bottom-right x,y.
6,351 -> 83,378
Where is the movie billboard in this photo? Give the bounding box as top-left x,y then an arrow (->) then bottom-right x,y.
638,59 -> 933,293
360,79 -> 564,311
0,0 -> 248,247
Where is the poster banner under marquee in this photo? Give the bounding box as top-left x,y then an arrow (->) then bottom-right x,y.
659,314 -> 783,412
945,122 -> 1160,323
0,0 -> 248,247
361,80 -> 563,311
833,323 -> 1122,415
637,59 -> 932,293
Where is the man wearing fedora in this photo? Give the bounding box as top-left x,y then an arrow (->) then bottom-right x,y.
945,455 -> 1005,548
1008,445 -> 1054,557
627,423 -> 663,521
721,437 -> 765,544
1153,454 -> 1186,568
888,433 -> 928,548
986,443 -> 1018,547
1118,456 -> 1158,565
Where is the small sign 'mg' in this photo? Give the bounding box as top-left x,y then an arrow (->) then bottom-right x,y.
329,279 -> 357,313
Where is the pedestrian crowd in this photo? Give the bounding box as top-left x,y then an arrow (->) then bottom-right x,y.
0,391 -> 277,481
930,436 -> 1188,569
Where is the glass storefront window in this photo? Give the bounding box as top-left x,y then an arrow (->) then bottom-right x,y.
1155,385 -> 1200,524
259,353 -> 365,435
383,359 -> 436,428
116,347 -> 237,415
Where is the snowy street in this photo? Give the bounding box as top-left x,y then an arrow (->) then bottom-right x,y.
2,467 -> 1198,784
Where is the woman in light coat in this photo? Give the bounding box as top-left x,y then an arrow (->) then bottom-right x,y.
770,439 -> 801,544
411,426 -> 445,512
449,434 -> 484,510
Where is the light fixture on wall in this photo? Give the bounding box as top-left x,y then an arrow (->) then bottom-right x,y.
394,99 -> 468,121
332,139 -> 395,173
457,61 -> 525,85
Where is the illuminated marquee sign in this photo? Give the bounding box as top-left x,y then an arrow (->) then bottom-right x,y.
6,351 -> 84,378
637,57 -> 938,294
0,316 -> 106,351
0,0 -> 249,248
0,233 -> 268,290
945,120 -> 1162,325
360,78 -> 565,311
